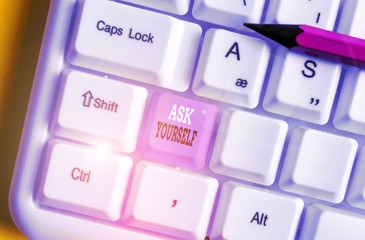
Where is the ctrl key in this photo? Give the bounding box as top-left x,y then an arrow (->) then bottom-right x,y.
38,141 -> 133,221
211,182 -> 303,240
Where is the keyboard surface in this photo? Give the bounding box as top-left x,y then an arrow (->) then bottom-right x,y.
9,0 -> 365,239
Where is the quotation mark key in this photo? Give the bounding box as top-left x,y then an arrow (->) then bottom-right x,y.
310,98 -> 320,105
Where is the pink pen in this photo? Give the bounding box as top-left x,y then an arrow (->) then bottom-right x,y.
244,23 -> 365,67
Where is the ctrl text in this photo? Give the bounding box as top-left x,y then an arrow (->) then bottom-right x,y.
72,167 -> 91,183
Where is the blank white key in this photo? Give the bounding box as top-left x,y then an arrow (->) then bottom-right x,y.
300,204 -> 365,240
193,29 -> 270,108
38,141 -> 133,221
210,109 -> 287,185
124,161 -> 218,240
347,145 -> 365,209
68,0 -> 201,92
121,0 -> 190,15
263,48 -> 341,124
52,71 -> 147,153
211,182 -> 303,240
192,0 -> 266,30
265,0 -> 341,30
279,127 -> 357,203
337,0 -> 365,39
333,68 -> 365,135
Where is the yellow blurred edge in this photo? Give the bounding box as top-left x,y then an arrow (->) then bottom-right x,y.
0,0 -> 30,239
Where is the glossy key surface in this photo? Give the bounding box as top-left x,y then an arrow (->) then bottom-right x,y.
52,71 -> 147,153
347,145 -> 365,209
192,0 -> 266,30
121,0 -> 191,15
38,141 -> 133,221
140,93 -> 217,169
334,68 -> 365,136
279,127 -> 357,203
263,48 -> 341,124
211,182 -> 303,240
300,204 -> 365,240
265,0 -> 341,30
125,161 -> 218,240
210,108 -> 287,186
68,0 -> 201,91
193,28 -> 270,108
337,0 -> 365,39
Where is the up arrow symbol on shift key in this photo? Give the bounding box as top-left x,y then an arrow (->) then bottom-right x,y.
82,91 -> 94,107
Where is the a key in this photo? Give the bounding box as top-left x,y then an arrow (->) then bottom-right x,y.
193,29 -> 270,108
333,68 -> 365,136
337,0 -> 365,39
121,0 -> 190,15
279,127 -> 357,203
38,141 -> 133,221
192,0 -> 266,30
68,0 -> 201,91
124,161 -> 218,240
139,93 -> 217,169
210,108 -> 287,186
211,182 -> 303,240
52,71 -> 147,153
265,0 -> 341,30
263,48 -> 341,124
299,204 -> 365,240
347,145 -> 365,210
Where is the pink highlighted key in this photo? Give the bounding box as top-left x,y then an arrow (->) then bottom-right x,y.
140,93 -> 217,169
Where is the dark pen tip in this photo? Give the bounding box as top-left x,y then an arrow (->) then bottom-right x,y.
243,23 -> 260,31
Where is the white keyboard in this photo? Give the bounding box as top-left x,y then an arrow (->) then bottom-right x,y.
9,0 -> 365,239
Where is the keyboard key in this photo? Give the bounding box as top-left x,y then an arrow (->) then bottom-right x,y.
124,161 -> 218,240
193,29 -> 270,108
337,0 -> 365,39
192,0 -> 266,30
68,0 -> 201,91
210,109 -> 287,185
121,0 -> 190,15
263,48 -> 341,124
299,204 -> 365,240
265,0 -> 341,30
38,141 -> 133,221
347,145 -> 365,209
211,182 -> 303,240
333,68 -> 365,135
140,93 -> 217,169
279,127 -> 357,203
52,71 -> 147,153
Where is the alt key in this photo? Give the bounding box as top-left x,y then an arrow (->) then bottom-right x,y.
211,181 -> 303,240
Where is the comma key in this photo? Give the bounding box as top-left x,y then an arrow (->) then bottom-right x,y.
124,161 -> 218,240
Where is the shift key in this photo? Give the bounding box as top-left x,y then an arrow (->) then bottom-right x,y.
68,0 -> 201,91
52,71 -> 147,153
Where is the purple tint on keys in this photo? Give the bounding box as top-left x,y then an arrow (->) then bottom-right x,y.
140,93 -> 217,169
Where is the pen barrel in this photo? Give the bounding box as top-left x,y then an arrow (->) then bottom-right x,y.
297,25 -> 365,64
